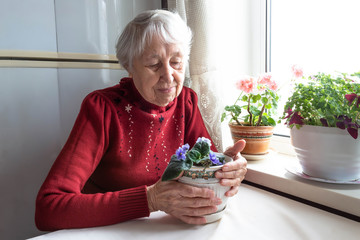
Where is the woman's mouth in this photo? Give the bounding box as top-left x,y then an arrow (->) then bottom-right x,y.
158,86 -> 176,93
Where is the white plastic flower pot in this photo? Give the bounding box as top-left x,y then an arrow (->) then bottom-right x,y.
178,154 -> 233,223
290,125 -> 360,181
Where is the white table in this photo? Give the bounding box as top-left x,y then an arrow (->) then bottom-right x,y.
29,184 -> 360,240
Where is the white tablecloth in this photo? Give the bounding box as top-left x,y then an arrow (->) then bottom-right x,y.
29,184 -> 360,240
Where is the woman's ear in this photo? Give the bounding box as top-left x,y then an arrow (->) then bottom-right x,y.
124,65 -> 132,77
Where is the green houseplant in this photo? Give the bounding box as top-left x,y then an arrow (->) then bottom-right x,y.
283,71 -> 360,139
161,137 -> 232,223
283,68 -> 360,181
221,73 -> 280,126
221,73 -> 280,160
161,137 -> 226,181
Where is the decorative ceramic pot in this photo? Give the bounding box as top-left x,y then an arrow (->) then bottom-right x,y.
178,154 -> 232,223
290,125 -> 360,181
228,123 -> 274,160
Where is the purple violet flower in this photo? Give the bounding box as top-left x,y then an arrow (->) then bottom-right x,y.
209,152 -> 222,165
196,137 -> 212,146
175,146 -> 187,161
182,143 -> 190,151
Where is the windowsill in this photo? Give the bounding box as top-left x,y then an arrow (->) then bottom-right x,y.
244,150 -> 360,220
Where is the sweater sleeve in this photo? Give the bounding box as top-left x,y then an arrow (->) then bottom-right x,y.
35,92 -> 150,231
184,89 -> 218,152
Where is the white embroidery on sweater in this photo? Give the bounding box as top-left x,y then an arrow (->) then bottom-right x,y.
145,120 -> 155,172
125,104 -> 132,113
126,104 -> 133,158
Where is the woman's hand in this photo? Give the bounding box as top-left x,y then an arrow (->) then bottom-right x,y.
146,180 -> 221,224
215,140 -> 247,197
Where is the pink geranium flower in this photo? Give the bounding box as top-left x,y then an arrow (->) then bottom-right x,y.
267,80 -> 278,91
236,76 -> 255,93
291,64 -> 304,78
258,73 -> 278,91
224,72 -> 280,126
258,73 -> 272,85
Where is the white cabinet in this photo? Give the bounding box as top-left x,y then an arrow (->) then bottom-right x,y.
55,0 -> 161,54
0,68 -> 61,240
0,0 -> 161,239
0,0 -> 57,51
0,0 -> 161,54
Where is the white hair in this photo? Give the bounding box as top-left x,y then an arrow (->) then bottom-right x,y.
115,9 -> 192,71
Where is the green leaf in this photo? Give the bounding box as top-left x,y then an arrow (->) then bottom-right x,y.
161,155 -> 191,181
252,94 -> 261,103
186,149 -> 202,163
221,112 -> 227,122
244,115 -> 250,123
261,97 -> 269,105
224,105 -> 232,111
234,105 -> 242,114
185,156 -> 193,168
192,141 -> 210,157
224,105 -> 242,116
249,106 -> 261,116
265,103 -> 272,109
269,90 -> 276,98
267,117 -> 276,126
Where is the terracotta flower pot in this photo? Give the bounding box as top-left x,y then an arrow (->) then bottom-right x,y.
228,122 -> 274,160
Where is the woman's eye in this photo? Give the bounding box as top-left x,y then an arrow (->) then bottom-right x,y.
171,61 -> 182,69
148,63 -> 161,70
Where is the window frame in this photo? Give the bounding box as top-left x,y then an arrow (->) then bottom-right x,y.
263,0 -> 293,155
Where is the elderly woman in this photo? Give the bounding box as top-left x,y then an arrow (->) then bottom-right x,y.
35,9 -> 247,230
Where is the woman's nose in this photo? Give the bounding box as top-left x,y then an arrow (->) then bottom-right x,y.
161,63 -> 174,82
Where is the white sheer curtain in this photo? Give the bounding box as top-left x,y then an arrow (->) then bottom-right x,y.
168,0 -> 224,151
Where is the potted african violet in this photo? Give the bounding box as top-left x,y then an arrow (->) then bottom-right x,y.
283,68 -> 360,182
162,137 -> 232,223
221,73 -> 280,160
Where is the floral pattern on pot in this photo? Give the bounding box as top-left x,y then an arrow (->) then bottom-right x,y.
183,169 -> 217,179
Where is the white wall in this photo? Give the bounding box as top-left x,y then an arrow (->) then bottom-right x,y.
0,0 -> 161,239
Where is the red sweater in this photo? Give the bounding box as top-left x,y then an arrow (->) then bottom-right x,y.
35,78 -> 216,231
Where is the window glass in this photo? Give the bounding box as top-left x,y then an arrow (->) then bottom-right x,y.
270,0 -> 360,135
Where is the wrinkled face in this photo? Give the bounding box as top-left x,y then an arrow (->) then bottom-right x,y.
129,37 -> 186,107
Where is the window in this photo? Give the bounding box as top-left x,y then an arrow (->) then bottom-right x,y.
216,0 -> 360,152
214,0 -> 268,148
270,0 -> 360,136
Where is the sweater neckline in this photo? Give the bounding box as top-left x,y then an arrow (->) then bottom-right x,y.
120,78 -> 176,114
